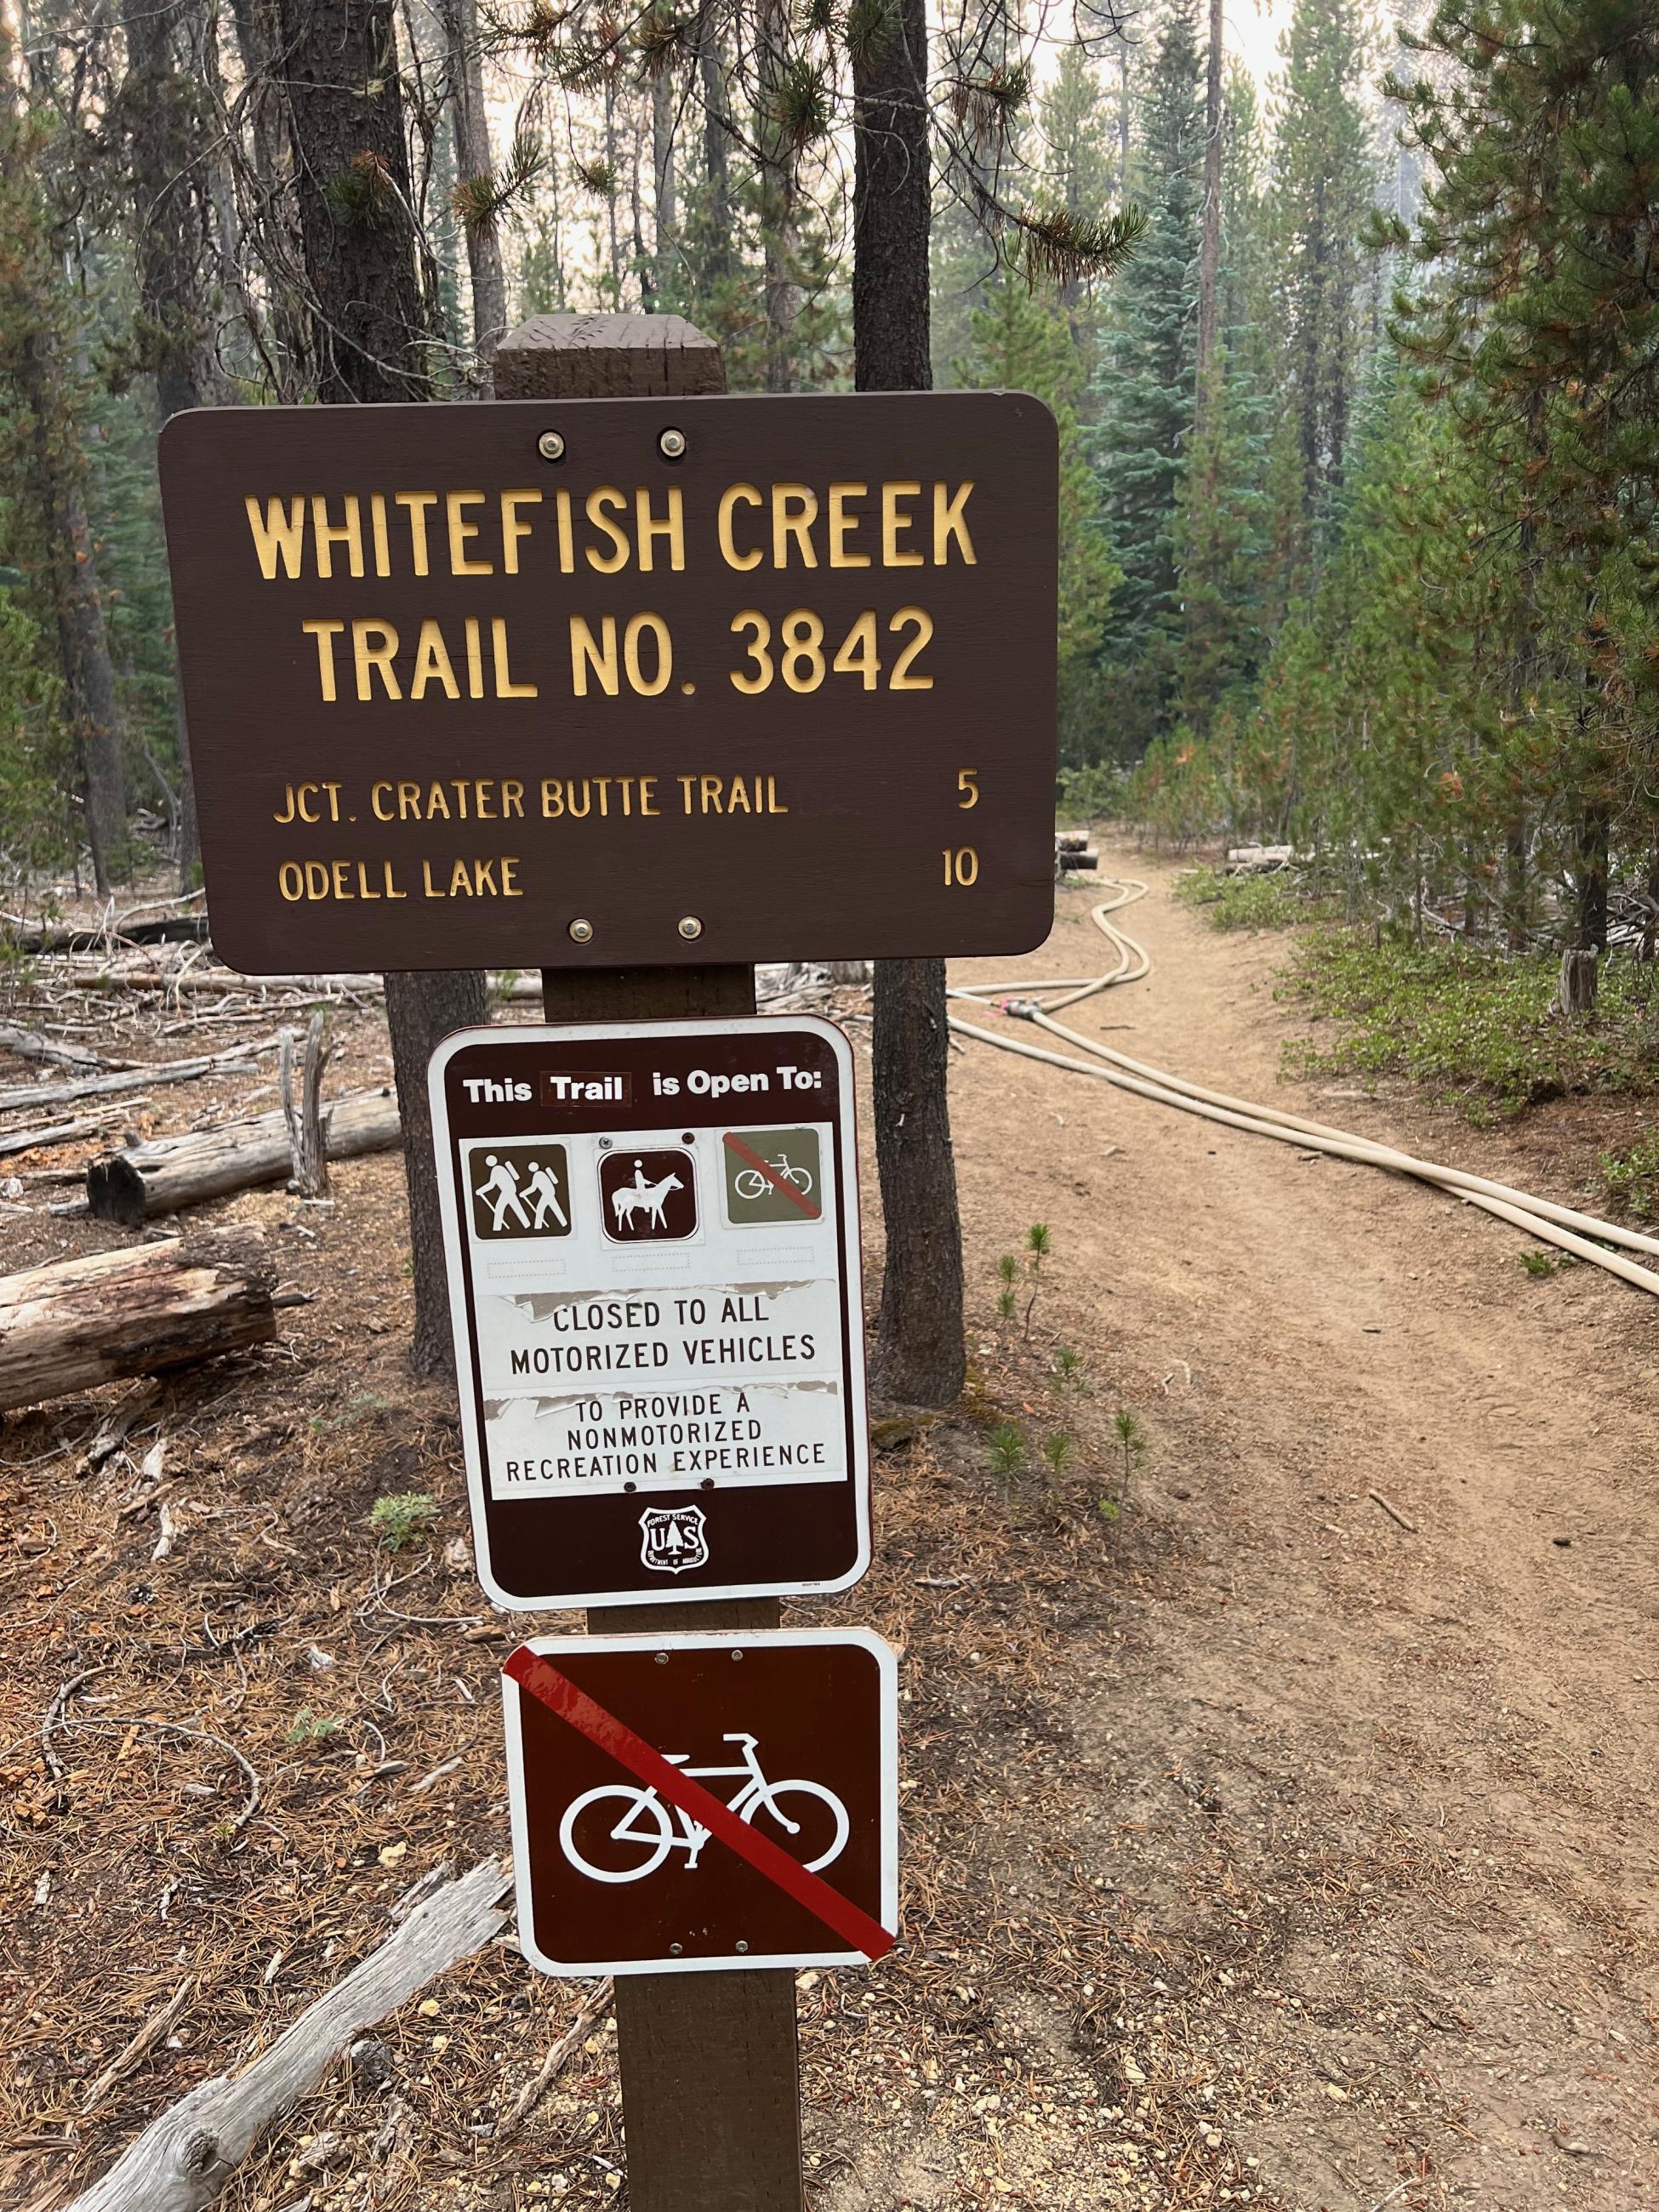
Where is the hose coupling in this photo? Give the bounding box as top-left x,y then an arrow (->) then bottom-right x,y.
1001,996 -> 1042,1022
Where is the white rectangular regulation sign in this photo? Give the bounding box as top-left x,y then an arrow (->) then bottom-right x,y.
430,1017 -> 869,1609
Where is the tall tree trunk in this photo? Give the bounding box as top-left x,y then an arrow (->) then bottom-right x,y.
275,0 -> 430,402
1576,799 -> 1610,954
276,0 -> 485,1378
758,0 -> 800,391
698,30 -> 733,291
653,66 -> 676,299
438,0 -> 505,389
227,0 -> 313,396
117,0 -> 218,888
853,0 -> 964,1409
1194,0 -> 1223,398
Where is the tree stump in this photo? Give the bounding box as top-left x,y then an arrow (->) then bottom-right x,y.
1559,947 -> 1599,1017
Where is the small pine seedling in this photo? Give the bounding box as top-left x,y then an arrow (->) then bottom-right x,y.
1519,1250 -> 1555,1278
371,1491 -> 438,1551
1112,1409 -> 1146,1492
987,1423 -> 1026,1475
1051,1346 -> 1086,1394
1039,1430 -> 1075,1478
1023,1223 -> 1052,1335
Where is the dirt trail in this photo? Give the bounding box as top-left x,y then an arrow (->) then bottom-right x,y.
939,846 -> 1659,2209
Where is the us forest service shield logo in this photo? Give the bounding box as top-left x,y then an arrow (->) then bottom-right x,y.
639,1505 -> 710,1576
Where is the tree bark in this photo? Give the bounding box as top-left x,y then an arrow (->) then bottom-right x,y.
274,0 -> 430,403
653,66 -> 676,299
385,970 -> 487,1375
276,0 -> 486,1379
438,0 -> 506,389
853,0 -> 965,1408
0,1231 -> 276,1412
758,0 -> 801,391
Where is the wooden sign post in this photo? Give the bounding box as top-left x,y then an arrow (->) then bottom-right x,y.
497,311 -> 805,2212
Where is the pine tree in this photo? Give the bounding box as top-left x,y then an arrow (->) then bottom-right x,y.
965,276 -> 1120,762
1088,0 -> 1205,755
1267,0 -> 1377,571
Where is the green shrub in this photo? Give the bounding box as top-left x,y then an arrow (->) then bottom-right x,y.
1282,930 -> 1659,1120
1602,1130 -> 1659,1221
1175,864 -> 1307,932
370,1491 -> 439,1551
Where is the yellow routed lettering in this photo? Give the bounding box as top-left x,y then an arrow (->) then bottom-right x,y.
475,784 -> 496,821
370,493 -> 391,577
624,613 -> 672,695
636,487 -> 685,573
465,618 -> 485,699
882,482 -> 923,567
246,496 -> 305,580
727,774 -> 753,813
356,861 -> 382,899
474,858 -> 499,893
717,484 -> 763,570
540,778 -> 565,818
700,774 -> 724,813
566,780 -> 592,819
410,620 -> 460,700
395,493 -> 437,576
371,783 -> 395,819
678,773 -> 697,812
425,781 -> 453,819
500,490 -> 541,574
302,619 -> 344,702
639,776 -> 659,815
772,484 -> 819,568
312,494 -> 364,579
556,488 -> 575,573
729,611 -> 772,693
397,781 -> 421,818
450,859 -> 476,897
933,481 -> 977,564
278,863 -> 304,901
385,860 -> 408,898
832,611 -> 881,688
889,606 -> 934,687
502,779 -> 525,818
305,862 -> 330,900
501,857 -> 522,895
331,860 -> 354,899
828,483 -> 869,567
447,490 -> 492,575
422,860 -> 440,897
571,614 -> 620,697
492,619 -> 538,698
767,776 -> 788,812
584,487 -> 630,572
352,620 -> 402,701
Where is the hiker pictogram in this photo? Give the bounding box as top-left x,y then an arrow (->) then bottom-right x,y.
468,1143 -> 573,1240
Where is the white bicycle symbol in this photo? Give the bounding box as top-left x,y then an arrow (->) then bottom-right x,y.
558,1732 -> 849,1884
733,1154 -> 814,1202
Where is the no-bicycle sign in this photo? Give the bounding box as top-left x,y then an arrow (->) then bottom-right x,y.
503,1629 -> 898,1976
157,391 -> 1058,972
429,1016 -> 869,1610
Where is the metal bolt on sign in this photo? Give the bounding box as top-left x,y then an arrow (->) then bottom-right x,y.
537,429 -> 566,462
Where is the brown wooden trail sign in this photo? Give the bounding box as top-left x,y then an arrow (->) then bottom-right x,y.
502,1631 -> 898,1977
428,1016 -> 869,1610
157,386 -> 1058,975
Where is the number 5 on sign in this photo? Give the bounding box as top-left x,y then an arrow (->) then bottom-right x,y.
943,847 -> 979,887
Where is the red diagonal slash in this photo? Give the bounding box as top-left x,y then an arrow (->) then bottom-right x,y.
721,1131 -> 822,1219
505,1646 -> 893,1962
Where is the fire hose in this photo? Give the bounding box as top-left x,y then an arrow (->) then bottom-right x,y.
946,875 -> 1659,1300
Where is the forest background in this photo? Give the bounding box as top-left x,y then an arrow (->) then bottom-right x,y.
1,0 -> 1656,966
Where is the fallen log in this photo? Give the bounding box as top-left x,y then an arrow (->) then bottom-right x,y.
62,1859 -> 511,2212
0,1111 -> 149,1161
0,1024 -> 112,1071
0,1045 -> 270,1117
0,1231 -> 276,1413
87,1089 -> 401,1226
